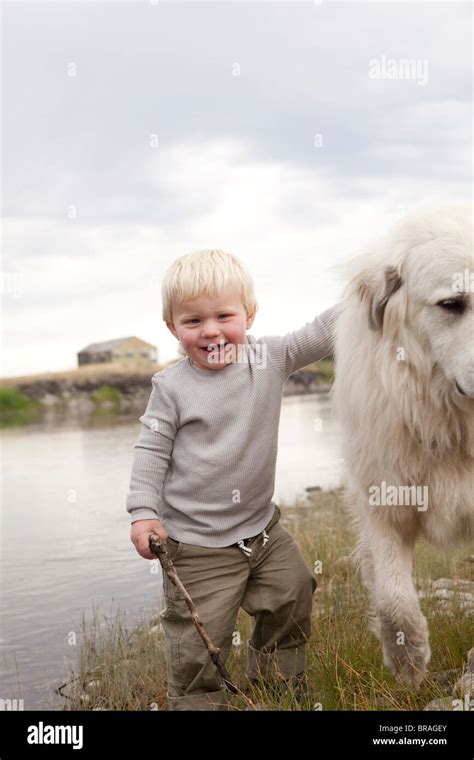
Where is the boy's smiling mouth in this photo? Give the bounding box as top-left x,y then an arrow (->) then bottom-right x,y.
199,343 -> 229,353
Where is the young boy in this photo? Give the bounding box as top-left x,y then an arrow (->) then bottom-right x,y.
126,249 -> 341,711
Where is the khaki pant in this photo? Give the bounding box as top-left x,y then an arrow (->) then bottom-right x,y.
160,505 -> 317,711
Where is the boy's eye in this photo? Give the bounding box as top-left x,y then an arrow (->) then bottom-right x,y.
186,314 -> 232,324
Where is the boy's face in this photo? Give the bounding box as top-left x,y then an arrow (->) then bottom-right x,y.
166,286 -> 256,371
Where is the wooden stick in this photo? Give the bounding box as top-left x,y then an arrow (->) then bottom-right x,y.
149,533 -> 253,706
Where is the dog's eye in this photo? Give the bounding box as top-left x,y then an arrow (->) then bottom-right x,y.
436,298 -> 467,314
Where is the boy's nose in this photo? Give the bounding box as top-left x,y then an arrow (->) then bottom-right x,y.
201,323 -> 221,337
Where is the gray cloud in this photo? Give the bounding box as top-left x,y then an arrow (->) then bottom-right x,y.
3,1 -> 471,222
2,1 -> 471,376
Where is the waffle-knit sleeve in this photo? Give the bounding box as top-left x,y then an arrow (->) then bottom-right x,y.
126,374 -> 178,523
259,303 -> 343,378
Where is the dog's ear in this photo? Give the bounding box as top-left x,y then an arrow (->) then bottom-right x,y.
356,265 -> 402,331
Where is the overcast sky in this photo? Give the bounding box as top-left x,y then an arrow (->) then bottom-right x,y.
2,0 -> 471,377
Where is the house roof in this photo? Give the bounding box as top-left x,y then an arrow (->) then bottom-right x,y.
78,337 -> 156,354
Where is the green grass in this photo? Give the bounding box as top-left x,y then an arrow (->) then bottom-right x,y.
0,387 -> 44,427
58,490 -> 473,711
303,358 -> 334,384
89,385 -> 122,415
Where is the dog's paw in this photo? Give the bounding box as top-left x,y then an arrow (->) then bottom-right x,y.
378,615 -> 431,689
391,649 -> 430,690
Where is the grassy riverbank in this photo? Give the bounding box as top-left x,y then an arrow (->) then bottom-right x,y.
0,362 -> 162,386
0,358 -> 334,388
58,490 -> 473,712
0,387 -> 44,426
0,364 -> 166,427
0,359 -> 334,428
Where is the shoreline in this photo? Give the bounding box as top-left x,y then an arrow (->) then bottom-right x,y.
0,361 -> 333,428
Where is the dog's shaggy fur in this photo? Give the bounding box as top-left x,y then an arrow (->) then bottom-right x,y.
333,205 -> 473,687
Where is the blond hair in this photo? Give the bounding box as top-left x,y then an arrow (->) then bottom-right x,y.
161,249 -> 258,323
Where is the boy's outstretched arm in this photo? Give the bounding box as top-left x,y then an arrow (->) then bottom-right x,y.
126,374 -> 178,558
259,301 -> 344,378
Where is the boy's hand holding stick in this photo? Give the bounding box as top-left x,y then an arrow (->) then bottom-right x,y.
149,533 -> 255,708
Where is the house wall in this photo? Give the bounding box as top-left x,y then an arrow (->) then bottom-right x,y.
110,337 -> 158,369
78,351 -> 111,366
78,337 -> 158,369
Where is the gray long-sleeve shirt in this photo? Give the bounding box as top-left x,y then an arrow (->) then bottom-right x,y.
126,304 -> 341,547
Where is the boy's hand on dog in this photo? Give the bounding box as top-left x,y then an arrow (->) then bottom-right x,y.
131,519 -> 169,559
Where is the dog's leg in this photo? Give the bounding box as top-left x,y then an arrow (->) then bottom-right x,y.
364,517 -> 430,688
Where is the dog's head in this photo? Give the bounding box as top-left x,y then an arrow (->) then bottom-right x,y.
353,205 -> 474,399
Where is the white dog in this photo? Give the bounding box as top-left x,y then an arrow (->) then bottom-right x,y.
333,205 -> 473,687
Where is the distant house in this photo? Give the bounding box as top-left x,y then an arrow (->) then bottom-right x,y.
77,336 -> 158,369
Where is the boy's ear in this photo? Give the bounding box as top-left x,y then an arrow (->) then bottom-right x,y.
165,320 -> 179,340
246,305 -> 257,329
